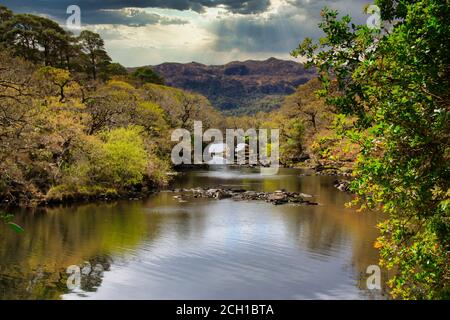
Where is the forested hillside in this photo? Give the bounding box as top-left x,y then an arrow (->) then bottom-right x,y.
151,58 -> 316,115
0,0 -> 448,301
223,78 -> 358,171
0,5 -> 222,206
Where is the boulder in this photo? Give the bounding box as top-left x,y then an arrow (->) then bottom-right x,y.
215,190 -> 232,199
333,180 -> 351,192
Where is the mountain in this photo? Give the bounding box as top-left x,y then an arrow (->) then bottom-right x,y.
150,57 -> 316,115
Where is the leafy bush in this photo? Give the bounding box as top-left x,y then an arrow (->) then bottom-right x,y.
293,0 -> 450,298
95,127 -> 149,188
132,67 -> 164,85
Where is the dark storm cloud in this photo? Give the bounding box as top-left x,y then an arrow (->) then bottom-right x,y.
1,0 -> 375,64
212,16 -> 320,53
86,8 -> 189,26
287,0 -> 370,24
1,0 -> 271,25
211,0 -> 370,54
217,0 -> 271,14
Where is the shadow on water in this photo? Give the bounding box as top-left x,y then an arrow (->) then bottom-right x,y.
0,167 -> 388,299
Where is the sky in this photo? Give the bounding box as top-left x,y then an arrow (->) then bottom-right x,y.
2,0 -> 371,66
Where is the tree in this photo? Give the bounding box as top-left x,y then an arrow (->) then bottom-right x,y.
263,112 -> 306,165
0,5 -> 12,24
0,4 -> 229,206
140,83 -> 222,130
262,78 -> 350,166
82,80 -> 139,135
106,63 -> 128,77
37,66 -> 71,102
90,127 -> 149,188
293,0 -> 449,299
1,14 -> 43,63
35,16 -> 70,67
0,13 -> 73,68
0,52 -> 40,203
132,67 -> 164,85
78,30 -> 111,80
0,50 -> 89,204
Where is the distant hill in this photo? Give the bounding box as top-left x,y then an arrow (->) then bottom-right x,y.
148,58 -> 316,115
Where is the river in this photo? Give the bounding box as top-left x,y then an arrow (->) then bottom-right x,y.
0,167 -> 388,299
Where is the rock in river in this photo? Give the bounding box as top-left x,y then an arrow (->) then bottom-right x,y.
169,187 -> 318,206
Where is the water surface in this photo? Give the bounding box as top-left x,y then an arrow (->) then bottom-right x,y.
0,167 -> 387,299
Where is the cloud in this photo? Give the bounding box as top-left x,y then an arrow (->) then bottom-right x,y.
217,0 -> 271,14
2,0 -> 272,23
287,0 -> 370,24
1,0 -> 372,65
211,13 -> 319,53
94,8 -> 189,27
209,0 -> 368,54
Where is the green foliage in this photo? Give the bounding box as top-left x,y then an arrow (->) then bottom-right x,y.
96,127 -> 149,187
377,217 -> 449,299
220,94 -> 285,116
0,6 -> 224,205
0,7 -> 115,80
46,126 -> 162,199
293,0 -> 450,299
132,67 -> 165,85
0,13 -> 70,67
0,5 -> 13,25
78,30 -> 111,80
106,63 -> 128,77
255,78 -> 356,167
37,66 -> 72,102
135,101 -> 168,136
141,82 -> 223,130
261,113 -> 306,165
0,212 -> 24,233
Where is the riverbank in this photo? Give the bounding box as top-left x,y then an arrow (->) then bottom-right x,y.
1,162 -> 353,209
0,167 -> 385,299
1,183 -> 162,209
291,159 -> 353,176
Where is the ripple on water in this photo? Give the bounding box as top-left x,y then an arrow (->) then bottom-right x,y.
2,168 -> 384,299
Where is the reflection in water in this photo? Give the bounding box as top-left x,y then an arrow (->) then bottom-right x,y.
0,167 -> 388,299
0,202 -> 156,299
